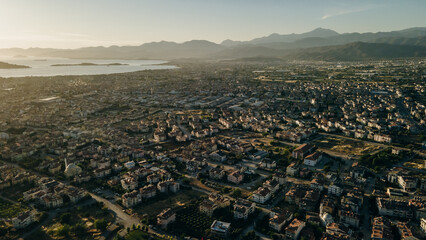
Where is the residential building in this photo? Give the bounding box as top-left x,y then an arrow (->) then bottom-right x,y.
157,208 -> 176,229
269,210 -> 293,232
285,218 -> 306,240
227,171 -> 244,184
292,144 -> 315,159
233,198 -> 256,220
211,220 -> 231,238
304,151 -> 323,167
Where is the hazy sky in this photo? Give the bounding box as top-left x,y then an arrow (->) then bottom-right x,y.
1,0 -> 425,48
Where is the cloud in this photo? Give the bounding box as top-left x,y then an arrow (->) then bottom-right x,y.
321,5 -> 378,20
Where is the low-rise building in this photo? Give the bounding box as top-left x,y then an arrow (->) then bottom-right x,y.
269,210 -> 293,232
122,190 -> 141,208
227,171 -> 244,184
377,198 -> 413,219
200,199 -> 218,217
398,175 -> 418,192
157,208 -> 176,229
12,211 -> 37,229
397,221 -> 418,240
252,187 -> 272,204
339,210 -> 360,228
421,218 -> 426,234
328,183 -> 343,196
285,218 -> 306,240
211,220 -> 231,238
371,216 -> 394,240
121,177 -> 138,191
234,198 -> 256,220
304,151 -> 323,167
286,162 -> 299,177
209,168 -> 225,180
292,144 -> 315,159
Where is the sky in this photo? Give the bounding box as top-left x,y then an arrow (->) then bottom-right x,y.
0,0 -> 425,49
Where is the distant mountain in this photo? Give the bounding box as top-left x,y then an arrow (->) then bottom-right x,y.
0,40 -> 225,60
210,42 -> 426,61
1,27 -> 426,61
371,36 -> 426,47
284,42 -> 426,61
222,28 -> 339,46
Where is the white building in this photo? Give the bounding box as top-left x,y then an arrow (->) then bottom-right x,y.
303,152 -> 323,167
252,187 -> 271,204
12,211 -> 37,229
328,184 -> 343,196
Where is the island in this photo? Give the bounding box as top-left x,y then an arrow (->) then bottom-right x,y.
0,61 -> 30,69
51,62 -> 129,67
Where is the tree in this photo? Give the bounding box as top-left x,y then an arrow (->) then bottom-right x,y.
244,231 -> 259,240
94,218 -> 108,231
231,188 -> 242,198
222,187 -> 231,194
60,212 -> 71,224
182,178 -> 191,185
57,224 -> 71,237
72,223 -> 86,236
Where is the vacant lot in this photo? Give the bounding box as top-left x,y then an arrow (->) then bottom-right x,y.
135,190 -> 205,217
404,158 -> 425,170
313,136 -> 381,156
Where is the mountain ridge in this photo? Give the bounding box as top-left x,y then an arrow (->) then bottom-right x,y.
1,27 -> 426,61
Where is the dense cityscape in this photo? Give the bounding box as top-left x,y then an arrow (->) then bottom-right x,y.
0,59 -> 425,240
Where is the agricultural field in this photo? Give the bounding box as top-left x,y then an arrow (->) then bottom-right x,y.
0,198 -> 27,218
169,205 -> 214,238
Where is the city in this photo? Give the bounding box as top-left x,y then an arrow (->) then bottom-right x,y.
0,59 -> 425,239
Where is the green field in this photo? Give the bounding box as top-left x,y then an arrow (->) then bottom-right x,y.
125,230 -> 164,240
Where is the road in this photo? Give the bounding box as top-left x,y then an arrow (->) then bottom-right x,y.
89,193 -> 176,239
177,119 -> 192,140
89,193 -> 140,230
0,160 -> 169,239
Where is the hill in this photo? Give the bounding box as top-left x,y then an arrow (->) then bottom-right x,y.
284,42 -> 426,61
1,27 -> 426,61
0,61 -> 30,69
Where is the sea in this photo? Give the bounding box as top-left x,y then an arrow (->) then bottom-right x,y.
0,57 -> 177,78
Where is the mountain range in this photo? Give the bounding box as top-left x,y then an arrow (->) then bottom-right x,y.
1,27 -> 426,61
